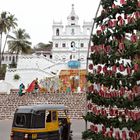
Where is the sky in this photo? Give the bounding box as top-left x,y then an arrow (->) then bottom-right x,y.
0,0 -> 101,47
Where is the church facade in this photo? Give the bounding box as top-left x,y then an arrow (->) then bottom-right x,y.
4,5 -> 92,92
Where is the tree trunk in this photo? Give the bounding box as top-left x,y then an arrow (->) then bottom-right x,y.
2,34 -> 8,59
0,33 -> 2,69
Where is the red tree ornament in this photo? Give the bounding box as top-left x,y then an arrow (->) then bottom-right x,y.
108,131 -> 113,138
127,16 -> 134,24
120,0 -> 126,5
112,65 -> 117,73
131,34 -> 137,43
118,19 -> 124,26
91,45 -> 95,52
100,25 -> 106,31
134,64 -> 139,72
102,125 -> 106,134
122,131 -> 127,140
89,64 -> 93,70
126,66 -> 132,75
113,20 -> 117,27
108,70 -> 113,76
104,45 -> 111,53
103,66 -> 108,73
112,3 -> 116,9
119,64 -> 125,72
97,65 -> 102,73
108,20 -> 114,28
120,86 -> 125,95
97,30 -> 102,35
138,1 -> 140,8
119,42 -> 125,50
134,12 -> 140,19
88,85 -> 94,92
90,125 -> 94,132
115,131 -> 120,140
87,103 -> 93,110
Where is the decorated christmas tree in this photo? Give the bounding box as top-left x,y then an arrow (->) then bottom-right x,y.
83,0 -> 140,139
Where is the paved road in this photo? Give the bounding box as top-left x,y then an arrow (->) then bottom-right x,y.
0,119 -> 87,140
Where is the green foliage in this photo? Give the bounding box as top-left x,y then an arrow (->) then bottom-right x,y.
13,74 -> 20,80
82,131 -> 115,140
0,64 -> 7,79
84,112 -> 140,131
8,28 -> 32,55
87,92 -> 140,109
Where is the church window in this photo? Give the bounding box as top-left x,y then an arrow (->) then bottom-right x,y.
50,55 -> 52,59
71,16 -> 75,20
12,56 -> 15,62
56,29 -> 59,36
71,29 -> 75,35
62,43 -> 66,47
71,41 -> 75,48
71,23 -> 75,25
2,56 -> 4,61
9,56 -> 11,61
55,43 -> 58,48
80,43 -> 84,47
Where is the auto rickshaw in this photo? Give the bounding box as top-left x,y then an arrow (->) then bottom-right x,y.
10,104 -> 72,140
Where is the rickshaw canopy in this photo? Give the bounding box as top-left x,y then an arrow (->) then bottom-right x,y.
16,104 -> 68,113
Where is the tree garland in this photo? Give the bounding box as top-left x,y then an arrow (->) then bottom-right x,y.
82,131 -> 115,140
87,92 -> 140,109
84,112 -> 140,131
84,0 -> 140,139
87,72 -> 140,90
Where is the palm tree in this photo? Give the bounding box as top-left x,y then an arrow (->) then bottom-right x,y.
0,11 -> 17,69
2,14 -> 17,56
8,28 -> 32,62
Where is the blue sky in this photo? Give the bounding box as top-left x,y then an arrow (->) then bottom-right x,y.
0,0 -> 100,47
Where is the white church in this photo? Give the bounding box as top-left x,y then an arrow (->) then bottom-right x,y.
4,4 -> 92,91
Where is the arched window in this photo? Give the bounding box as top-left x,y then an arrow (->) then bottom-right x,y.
2,56 -> 4,61
71,29 -> 75,35
12,56 -> 15,62
50,55 -> 52,59
55,43 -> 58,47
56,29 -> 59,36
9,56 -> 11,61
62,43 -> 66,47
70,55 -> 72,59
71,41 -> 75,48
80,43 -> 84,47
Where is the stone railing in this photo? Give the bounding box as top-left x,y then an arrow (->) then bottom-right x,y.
0,90 -> 86,120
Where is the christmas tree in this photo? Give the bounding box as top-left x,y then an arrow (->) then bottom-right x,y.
83,0 -> 140,139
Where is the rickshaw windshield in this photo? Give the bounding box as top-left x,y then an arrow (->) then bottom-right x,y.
13,110 -> 45,128
13,113 -> 31,128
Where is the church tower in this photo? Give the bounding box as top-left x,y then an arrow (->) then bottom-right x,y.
67,4 -> 79,26
52,4 -> 92,66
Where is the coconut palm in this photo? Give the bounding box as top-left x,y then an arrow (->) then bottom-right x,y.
2,14 -> 17,56
0,11 -> 17,68
8,28 -> 32,61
